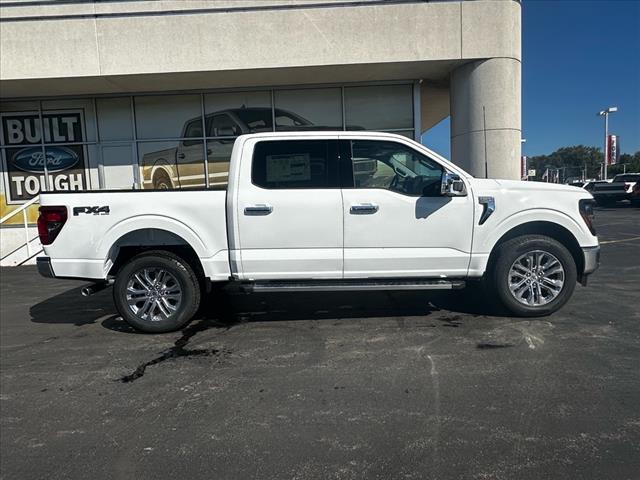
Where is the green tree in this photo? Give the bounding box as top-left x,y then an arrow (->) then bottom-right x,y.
608,151 -> 640,176
528,145 -> 603,181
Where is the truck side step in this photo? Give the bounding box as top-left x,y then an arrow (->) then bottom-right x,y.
248,279 -> 466,293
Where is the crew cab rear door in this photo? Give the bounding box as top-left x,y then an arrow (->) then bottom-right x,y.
340,136 -> 474,278
232,137 -> 343,280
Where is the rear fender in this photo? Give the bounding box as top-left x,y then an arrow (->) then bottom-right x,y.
98,215 -> 208,266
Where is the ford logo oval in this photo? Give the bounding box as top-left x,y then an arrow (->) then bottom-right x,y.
11,146 -> 79,173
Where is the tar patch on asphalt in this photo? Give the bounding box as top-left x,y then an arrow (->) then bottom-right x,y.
119,320 -> 231,383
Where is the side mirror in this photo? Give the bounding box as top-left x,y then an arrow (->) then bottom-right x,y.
441,172 -> 467,196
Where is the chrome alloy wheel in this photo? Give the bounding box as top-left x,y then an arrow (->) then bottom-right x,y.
125,268 -> 182,322
508,250 -> 565,307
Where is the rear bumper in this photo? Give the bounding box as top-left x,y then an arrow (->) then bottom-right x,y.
36,256 -> 55,278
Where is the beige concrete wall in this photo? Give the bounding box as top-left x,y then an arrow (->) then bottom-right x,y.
1,1 -> 521,88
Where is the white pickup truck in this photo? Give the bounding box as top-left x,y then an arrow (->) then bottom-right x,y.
37,132 -> 600,332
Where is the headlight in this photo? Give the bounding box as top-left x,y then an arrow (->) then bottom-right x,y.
579,199 -> 596,235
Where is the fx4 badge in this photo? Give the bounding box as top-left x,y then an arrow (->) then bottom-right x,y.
73,206 -> 110,216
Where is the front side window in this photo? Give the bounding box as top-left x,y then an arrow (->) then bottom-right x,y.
252,140 -> 338,189
348,140 -> 443,196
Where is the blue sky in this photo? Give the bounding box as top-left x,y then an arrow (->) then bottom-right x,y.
423,0 -> 640,158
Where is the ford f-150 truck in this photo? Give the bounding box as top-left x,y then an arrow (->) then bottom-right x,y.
589,173 -> 640,206
36,131 -> 600,333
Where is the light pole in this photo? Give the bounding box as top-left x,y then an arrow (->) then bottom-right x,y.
598,106 -> 617,180
521,138 -> 526,180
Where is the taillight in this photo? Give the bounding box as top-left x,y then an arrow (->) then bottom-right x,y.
37,206 -> 68,245
579,199 -> 596,236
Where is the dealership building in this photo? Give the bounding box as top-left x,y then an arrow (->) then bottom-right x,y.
0,0 -> 521,264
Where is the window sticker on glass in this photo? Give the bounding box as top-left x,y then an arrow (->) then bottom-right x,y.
266,153 -> 311,182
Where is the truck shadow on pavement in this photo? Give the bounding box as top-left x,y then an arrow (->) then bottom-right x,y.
29,282 -> 508,334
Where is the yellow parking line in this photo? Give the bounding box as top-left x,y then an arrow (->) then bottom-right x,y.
600,236 -> 640,244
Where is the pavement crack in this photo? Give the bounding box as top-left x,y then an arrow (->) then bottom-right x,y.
477,343 -> 514,350
119,320 -> 230,383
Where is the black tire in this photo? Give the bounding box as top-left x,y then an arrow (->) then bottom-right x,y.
490,235 -> 577,317
153,170 -> 172,190
113,250 -> 201,333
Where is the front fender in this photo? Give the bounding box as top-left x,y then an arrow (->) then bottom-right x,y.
475,208 -> 597,254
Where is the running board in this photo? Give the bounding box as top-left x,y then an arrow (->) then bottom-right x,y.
247,279 -> 466,293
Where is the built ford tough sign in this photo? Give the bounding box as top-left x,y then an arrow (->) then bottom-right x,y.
36,132 -> 600,333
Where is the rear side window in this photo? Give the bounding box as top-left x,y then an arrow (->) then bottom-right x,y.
252,140 -> 339,189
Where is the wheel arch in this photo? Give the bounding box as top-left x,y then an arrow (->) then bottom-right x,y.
486,221 -> 585,281
100,220 -> 207,279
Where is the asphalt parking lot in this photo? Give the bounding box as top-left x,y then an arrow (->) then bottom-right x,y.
1,206 -> 639,480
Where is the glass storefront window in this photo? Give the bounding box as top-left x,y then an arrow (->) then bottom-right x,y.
134,94 -> 200,140
206,138 -> 234,187
1,83 -> 416,203
0,100 -> 40,113
42,98 -> 97,143
274,88 -> 342,131
393,130 -> 416,140
99,143 -> 136,189
1,102 -> 93,203
344,84 -> 413,131
97,97 -> 133,142
138,140 -> 205,190
204,91 -> 272,135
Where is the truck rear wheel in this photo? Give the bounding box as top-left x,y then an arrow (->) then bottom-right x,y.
113,250 -> 201,333
491,235 -> 577,317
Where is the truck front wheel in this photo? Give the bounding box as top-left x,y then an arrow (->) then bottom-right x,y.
113,251 -> 201,333
491,235 -> 577,317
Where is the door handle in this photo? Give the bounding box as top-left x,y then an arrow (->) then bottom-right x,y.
350,203 -> 379,214
177,153 -> 186,159
244,204 -> 273,216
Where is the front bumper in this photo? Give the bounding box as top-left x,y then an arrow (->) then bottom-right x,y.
580,246 -> 600,285
37,256 -> 55,278
583,246 -> 600,275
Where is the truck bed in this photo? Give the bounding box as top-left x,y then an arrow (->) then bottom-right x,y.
39,189 -> 230,281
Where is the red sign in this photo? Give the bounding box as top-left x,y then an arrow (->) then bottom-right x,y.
607,134 -> 619,165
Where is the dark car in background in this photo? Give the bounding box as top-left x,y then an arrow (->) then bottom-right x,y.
589,174 -> 639,206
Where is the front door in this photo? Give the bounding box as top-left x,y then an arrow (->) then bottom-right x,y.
235,138 -> 343,280
341,137 -> 474,278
